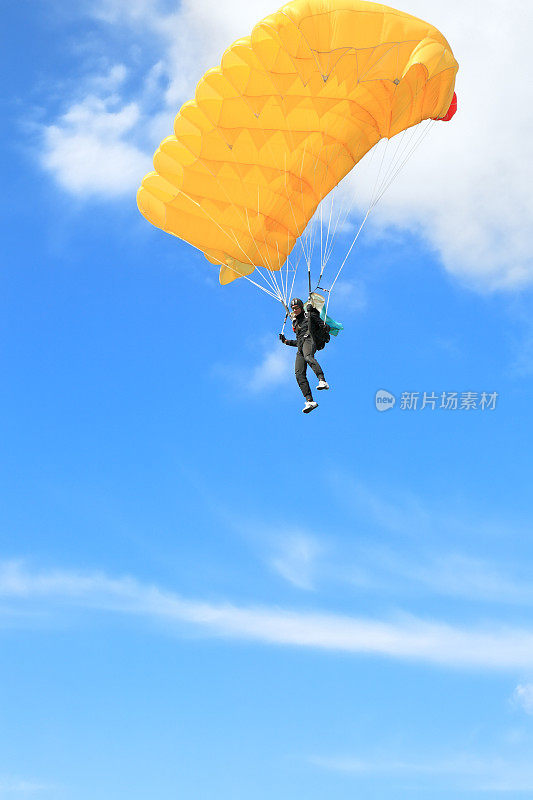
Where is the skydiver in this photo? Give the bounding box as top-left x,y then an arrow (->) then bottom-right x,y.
279,297 -> 329,413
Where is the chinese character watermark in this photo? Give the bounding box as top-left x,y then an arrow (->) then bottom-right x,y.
375,390 -> 498,412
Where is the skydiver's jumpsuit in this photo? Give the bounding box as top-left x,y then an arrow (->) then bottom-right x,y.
284,309 -> 325,401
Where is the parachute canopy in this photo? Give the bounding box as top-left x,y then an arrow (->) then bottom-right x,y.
138,0 -> 458,287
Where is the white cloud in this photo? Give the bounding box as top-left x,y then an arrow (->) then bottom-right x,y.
5,560 -> 533,670
90,63 -> 128,93
325,475 -> 533,604
311,752 -> 533,792
512,684 -> 533,715
403,553 -> 533,605
311,753 -> 487,776
269,530 -> 323,590
329,475 -> 432,537
38,0 -> 533,288
214,337 -> 293,395
326,279 -> 367,314
367,0 -> 533,289
0,778 -> 50,796
247,340 -> 293,392
352,548 -> 533,605
42,94 -> 152,196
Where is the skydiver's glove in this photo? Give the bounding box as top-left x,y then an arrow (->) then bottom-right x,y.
279,334 -> 286,343
306,304 -> 313,312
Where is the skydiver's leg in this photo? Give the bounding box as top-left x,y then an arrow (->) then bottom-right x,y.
295,349 -> 313,401
302,338 -> 324,382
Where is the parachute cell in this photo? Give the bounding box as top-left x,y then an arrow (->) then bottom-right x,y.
137,0 -> 459,287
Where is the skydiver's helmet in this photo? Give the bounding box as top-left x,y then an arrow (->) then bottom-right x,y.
290,298 -> 304,315
290,297 -> 304,331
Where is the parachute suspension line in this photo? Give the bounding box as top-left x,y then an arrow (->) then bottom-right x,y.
283,217 -> 292,305
304,198 -> 320,286
370,126 -> 420,204
318,138 -> 377,286
169,138 -> 279,298
274,240 -> 290,309
312,63 -> 353,287
246,186 -> 285,301
254,264 -> 283,302
318,188 -> 341,287
311,41 -> 404,300
276,241 -> 286,305
318,45 -> 408,284
220,259 -> 285,300
368,44 -> 447,205
297,140 -> 314,270
246,27 -> 320,305
175,187 -> 283,299
241,206 -> 281,299
252,238 -> 284,302
374,120 -> 435,206
324,135 -> 393,316
321,183 -> 354,275
324,119 -> 437,317
211,64 -> 313,305
246,182 -> 291,306
283,149 -> 312,276
317,56 -> 393,284
236,32 -> 311,289
279,244 -> 303,331
320,62 -> 425,299
288,248 -> 299,301
307,229 -> 313,298
305,109 -> 339,294
308,131 -> 330,286
318,128 -> 374,285
321,43 -> 447,296
284,138 -> 306,305
322,185 -> 336,265
290,5 -> 347,290
320,196 -> 324,278
175,119 -> 286,303
282,226 -> 303,308
325,207 -> 370,316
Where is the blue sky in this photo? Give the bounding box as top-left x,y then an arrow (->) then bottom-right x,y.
2,1 -> 533,798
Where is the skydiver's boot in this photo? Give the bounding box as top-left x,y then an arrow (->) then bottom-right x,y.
302,400 -> 318,414
317,379 -> 329,390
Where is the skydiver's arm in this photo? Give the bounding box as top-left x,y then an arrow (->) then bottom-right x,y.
280,333 -> 297,346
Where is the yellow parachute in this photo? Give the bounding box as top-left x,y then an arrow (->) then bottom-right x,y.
138,0 -> 458,296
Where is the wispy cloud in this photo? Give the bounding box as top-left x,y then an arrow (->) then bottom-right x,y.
214,338 -> 293,395
310,753 -> 487,776
320,474 -> 533,605
42,92 -> 152,197
247,341 -> 294,393
329,471 -> 533,549
328,474 -> 432,538
511,684 -> 533,716
0,777 -> 51,797
269,530 -> 324,590
311,752 -> 533,792
4,560 -> 533,670
345,547 -> 533,606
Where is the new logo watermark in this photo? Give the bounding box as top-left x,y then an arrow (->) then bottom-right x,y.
375,390 -> 498,412
375,389 -> 396,412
